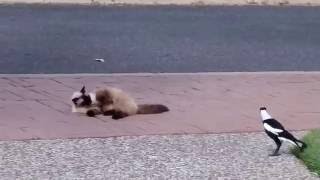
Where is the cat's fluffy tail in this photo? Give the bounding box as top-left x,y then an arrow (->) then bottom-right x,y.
137,104 -> 169,114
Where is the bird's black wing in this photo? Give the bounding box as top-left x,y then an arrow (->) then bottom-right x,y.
263,119 -> 285,130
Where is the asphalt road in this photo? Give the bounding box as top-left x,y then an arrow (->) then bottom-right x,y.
1,4 -> 320,74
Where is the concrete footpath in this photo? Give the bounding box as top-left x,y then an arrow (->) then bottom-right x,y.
1,72 -> 320,140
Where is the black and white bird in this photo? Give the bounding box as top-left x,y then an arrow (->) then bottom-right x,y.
260,107 -> 307,156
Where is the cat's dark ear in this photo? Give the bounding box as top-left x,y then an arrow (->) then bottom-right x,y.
80,86 -> 86,94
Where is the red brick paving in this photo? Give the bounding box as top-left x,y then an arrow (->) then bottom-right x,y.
1,72 -> 320,140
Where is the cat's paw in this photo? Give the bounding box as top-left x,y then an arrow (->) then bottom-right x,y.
112,111 -> 128,120
86,110 -> 96,117
103,110 -> 115,116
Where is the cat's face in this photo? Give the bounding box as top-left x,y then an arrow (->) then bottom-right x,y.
71,86 -> 92,107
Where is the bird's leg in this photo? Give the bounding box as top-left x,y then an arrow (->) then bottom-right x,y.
270,145 -> 281,156
270,139 -> 282,156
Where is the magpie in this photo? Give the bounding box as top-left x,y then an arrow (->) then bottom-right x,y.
259,107 -> 307,156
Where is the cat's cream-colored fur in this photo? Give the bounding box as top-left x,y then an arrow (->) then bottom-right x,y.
71,86 -> 169,119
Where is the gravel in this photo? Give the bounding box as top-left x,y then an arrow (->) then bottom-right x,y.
0,132 -> 318,180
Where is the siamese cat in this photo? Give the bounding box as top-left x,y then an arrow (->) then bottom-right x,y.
71,86 -> 169,120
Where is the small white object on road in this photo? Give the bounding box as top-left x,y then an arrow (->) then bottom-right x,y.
95,58 -> 105,62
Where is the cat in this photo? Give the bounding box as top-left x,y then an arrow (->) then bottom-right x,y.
71,86 -> 169,120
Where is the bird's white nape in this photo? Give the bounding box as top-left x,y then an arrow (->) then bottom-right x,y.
260,110 -> 272,120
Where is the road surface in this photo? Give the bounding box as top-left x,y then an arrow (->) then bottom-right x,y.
0,4 -> 320,73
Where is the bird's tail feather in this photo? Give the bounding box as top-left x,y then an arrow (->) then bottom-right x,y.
282,130 -> 307,151
296,139 -> 307,151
